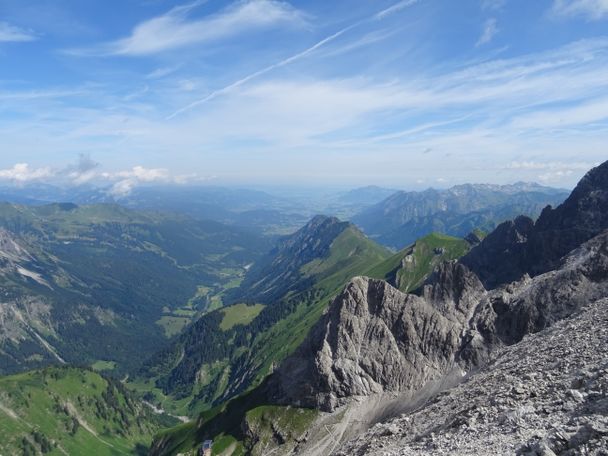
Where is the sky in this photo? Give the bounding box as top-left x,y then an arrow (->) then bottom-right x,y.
0,0 -> 607,192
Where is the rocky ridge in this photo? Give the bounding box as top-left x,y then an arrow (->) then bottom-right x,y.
336,297 -> 608,456
147,162 -> 608,456
271,229 -> 608,414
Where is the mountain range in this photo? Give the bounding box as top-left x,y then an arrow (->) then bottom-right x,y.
0,170 -> 601,456
150,162 -> 608,455
0,181 -> 567,246
352,182 -> 569,249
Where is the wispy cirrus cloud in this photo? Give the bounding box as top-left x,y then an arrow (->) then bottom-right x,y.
551,0 -> 608,20
476,18 -> 499,46
375,0 -> 419,20
146,65 -> 182,80
511,97 -> 608,130
507,160 -> 600,183
0,22 -> 38,43
506,160 -> 596,171
481,0 -> 507,10
0,22 -> 37,43
2,2 -> 606,188
167,24 -> 359,118
69,0 -> 306,57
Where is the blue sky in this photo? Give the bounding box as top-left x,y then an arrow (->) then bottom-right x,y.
0,0 -> 607,192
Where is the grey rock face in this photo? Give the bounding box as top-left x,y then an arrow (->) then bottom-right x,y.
272,267 -> 485,411
259,162 -> 608,455
335,297 -> 608,456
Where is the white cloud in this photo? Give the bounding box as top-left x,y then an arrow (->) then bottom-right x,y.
0,163 -> 53,182
552,0 -> 608,20
74,0 -> 305,56
506,160 -> 595,171
63,153 -> 101,185
0,157 -> 203,195
109,166 -> 169,182
506,160 -> 598,184
0,22 -> 37,43
476,18 -> 498,46
146,65 -> 181,79
481,0 -> 507,10
102,166 -> 202,196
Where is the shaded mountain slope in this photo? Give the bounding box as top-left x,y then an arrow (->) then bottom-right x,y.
224,216 -> 352,305
0,203 -> 270,375
365,232 -> 475,293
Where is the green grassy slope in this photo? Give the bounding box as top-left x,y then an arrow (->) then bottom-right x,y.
365,232 -> 472,292
0,366 -> 177,456
137,223 -> 390,417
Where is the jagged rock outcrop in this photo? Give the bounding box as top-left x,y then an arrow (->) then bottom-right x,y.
336,297 -> 608,456
270,227 -> 608,414
462,161 -> 608,288
270,264 -> 486,412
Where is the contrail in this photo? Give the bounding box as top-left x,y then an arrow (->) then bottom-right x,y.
166,24 -> 357,119
167,0 -> 420,119
375,0 -> 419,20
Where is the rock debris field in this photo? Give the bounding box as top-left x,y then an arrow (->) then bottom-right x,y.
336,298 -> 608,456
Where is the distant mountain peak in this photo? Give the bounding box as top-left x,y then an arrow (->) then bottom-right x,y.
304,214 -> 342,228
225,215 -> 353,305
